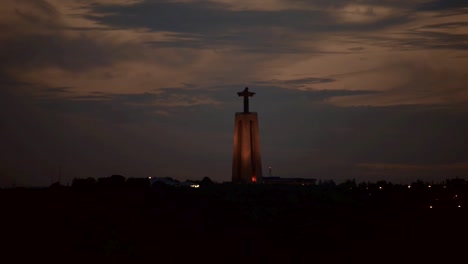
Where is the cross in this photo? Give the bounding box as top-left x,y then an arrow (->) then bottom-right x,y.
237,87 -> 255,113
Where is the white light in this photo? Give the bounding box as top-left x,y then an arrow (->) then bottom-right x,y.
408,185 -> 411,188
458,205 -> 461,208
455,195 -> 458,198
379,186 -> 382,189
428,185 -> 431,188
429,206 -> 433,209
190,184 -> 200,188
148,177 -> 152,179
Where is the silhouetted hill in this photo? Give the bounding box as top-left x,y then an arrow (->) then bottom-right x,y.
2,181 -> 468,263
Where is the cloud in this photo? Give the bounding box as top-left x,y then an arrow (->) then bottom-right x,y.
6,0 -> 466,106
84,0 -> 418,55
0,0 -> 150,95
418,0 -> 468,11
332,4 -> 403,24
258,77 -> 336,86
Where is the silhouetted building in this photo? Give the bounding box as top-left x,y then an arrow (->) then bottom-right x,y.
232,87 -> 263,184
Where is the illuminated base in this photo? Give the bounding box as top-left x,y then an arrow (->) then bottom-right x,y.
232,112 -> 263,184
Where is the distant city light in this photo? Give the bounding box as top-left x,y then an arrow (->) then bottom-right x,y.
443,186 -> 447,188
190,184 -> 200,188
148,177 -> 152,179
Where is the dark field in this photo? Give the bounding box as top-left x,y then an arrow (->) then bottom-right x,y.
2,182 -> 468,263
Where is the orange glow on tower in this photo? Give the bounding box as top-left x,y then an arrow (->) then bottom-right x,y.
232,87 -> 263,184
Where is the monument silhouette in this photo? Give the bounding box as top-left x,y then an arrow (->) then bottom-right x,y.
232,87 -> 263,183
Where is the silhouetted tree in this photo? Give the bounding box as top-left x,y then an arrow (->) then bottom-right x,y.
111,174 -> 126,182
126,177 -> 150,189
49,182 -> 64,189
411,179 -> 425,189
376,180 -> 392,187
321,179 -> 336,189
358,181 -> 368,189
163,177 -> 179,183
71,177 -> 97,190
339,179 -> 357,190
151,181 -> 170,194
98,175 -> 126,189
201,176 -> 214,185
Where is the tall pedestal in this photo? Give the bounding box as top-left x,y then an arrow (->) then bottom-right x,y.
232,112 -> 263,183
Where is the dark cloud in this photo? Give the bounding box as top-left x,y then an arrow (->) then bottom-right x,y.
348,46 -> 365,51
418,0 -> 468,11
349,27 -> 468,51
255,77 -> 336,86
413,32 -> 468,50
88,1 -> 325,33
420,21 -> 468,29
0,33 -> 141,72
43,87 -> 73,94
87,1 -> 324,53
85,0 -> 414,53
0,0 -> 149,85
14,0 -> 60,23
144,31 -> 316,54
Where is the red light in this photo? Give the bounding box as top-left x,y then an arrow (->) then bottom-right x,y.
252,176 -> 257,182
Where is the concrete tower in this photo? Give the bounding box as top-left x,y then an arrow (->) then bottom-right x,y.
232,87 -> 262,183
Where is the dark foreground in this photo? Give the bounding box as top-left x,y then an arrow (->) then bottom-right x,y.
2,183 -> 468,263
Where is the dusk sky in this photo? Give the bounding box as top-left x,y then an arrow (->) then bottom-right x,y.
2,0 -> 468,187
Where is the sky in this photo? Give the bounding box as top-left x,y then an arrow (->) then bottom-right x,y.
1,0 -> 468,187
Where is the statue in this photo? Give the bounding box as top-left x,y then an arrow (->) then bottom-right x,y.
237,87 -> 255,113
